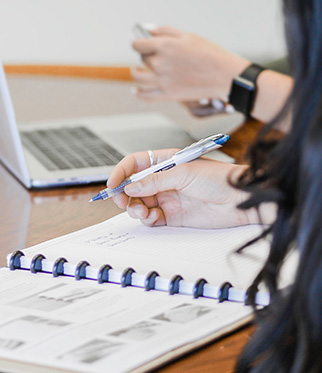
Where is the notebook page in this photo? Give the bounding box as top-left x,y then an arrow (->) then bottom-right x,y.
11,213 -> 270,290
0,267 -> 252,373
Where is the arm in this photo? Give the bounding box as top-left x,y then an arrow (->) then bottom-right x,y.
107,150 -> 276,229
132,26 -> 293,126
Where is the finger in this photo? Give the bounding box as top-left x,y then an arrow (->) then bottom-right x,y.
126,198 -> 149,220
136,86 -> 161,94
135,89 -> 164,102
108,149 -> 178,189
140,195 -> 159,209
141,54 -> 160,71
124,165 -> 189,197
108,151 -> 151,189
132,38 -> 158,55
131,68 -> 158,87
133,82 -> 160,93
111,192 -> 129,210
150,26 -> 182,37
127,195 -> 159,219
140,207 -> 167,227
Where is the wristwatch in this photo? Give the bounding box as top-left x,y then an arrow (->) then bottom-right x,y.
228,63 -> 265,116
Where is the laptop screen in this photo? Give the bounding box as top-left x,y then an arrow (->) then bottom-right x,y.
0,62 -> 31,187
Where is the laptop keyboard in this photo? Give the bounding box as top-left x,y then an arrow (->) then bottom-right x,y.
20,126 -> 124,171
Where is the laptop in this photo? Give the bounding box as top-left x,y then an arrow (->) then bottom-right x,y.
0,63 -> 204,189
0,63 -> 235,189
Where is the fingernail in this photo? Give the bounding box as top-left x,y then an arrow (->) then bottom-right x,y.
133,205 -> 144,218
149,209 -> 157,219
125,182 -> 141,195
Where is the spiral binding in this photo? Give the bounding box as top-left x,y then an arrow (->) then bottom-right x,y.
53,257 -> 68,277
30,254 -> 46,274
145,271 -> 159,291
7,251 -> 269,306
121,267 -> 135,287
169,275 -> 183,295
97,264 -> 113,284
219,282 -> 233,302
193,278 -> 208,299
9,250 -> 24,270
75,261 -> 90,281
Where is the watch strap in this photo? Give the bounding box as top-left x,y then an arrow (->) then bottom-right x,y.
240,63 -> 265,82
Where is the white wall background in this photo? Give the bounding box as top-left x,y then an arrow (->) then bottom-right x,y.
0,0 -> 286,66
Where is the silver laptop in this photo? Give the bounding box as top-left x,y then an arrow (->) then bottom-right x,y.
0,63 -> 201,189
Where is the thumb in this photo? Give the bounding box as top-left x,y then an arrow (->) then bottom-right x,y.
124,166 -> 188,197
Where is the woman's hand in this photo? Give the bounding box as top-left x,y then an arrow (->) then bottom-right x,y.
132,26 -> 294,125
107,149 -> 266,229
131,26 -> 250,103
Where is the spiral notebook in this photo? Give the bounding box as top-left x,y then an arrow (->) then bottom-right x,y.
0,213 -> 296,373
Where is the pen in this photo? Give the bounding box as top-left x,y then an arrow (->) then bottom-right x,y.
88,133 -> 230,202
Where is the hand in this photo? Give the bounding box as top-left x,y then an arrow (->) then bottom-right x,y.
131,26 -> 250,103
107,149 -> 264,229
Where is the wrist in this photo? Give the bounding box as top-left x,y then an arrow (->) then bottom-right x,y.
217,56 -> 250,102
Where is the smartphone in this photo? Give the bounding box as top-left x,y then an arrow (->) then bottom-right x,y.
133,23 -> 155,39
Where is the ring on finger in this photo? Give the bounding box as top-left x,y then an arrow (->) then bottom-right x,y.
147,150 -> 156,166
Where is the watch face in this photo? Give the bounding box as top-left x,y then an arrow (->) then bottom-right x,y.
229,77 -> 255,115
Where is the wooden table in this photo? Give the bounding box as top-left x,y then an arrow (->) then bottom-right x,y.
0,66 -> 262,372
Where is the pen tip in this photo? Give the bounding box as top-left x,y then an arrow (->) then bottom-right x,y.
88,193 -> 103,202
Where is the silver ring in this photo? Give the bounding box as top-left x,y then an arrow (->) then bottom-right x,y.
147,150 -> 156,166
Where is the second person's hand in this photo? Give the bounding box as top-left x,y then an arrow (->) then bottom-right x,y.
131,26 -> 250,103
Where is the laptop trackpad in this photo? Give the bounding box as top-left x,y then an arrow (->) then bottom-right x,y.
103,127 -> 194,154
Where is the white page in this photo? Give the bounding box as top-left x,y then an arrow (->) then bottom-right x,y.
0,268 -> 252,373
9,213 -> 270,291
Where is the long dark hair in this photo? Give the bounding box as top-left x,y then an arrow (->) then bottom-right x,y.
235,0 -> 322,371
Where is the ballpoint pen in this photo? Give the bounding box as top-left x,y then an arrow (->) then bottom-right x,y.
88,133 -> 230,202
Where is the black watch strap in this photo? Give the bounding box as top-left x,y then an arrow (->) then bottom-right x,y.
228,63 -> 265,116
240,63 -> 265,82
